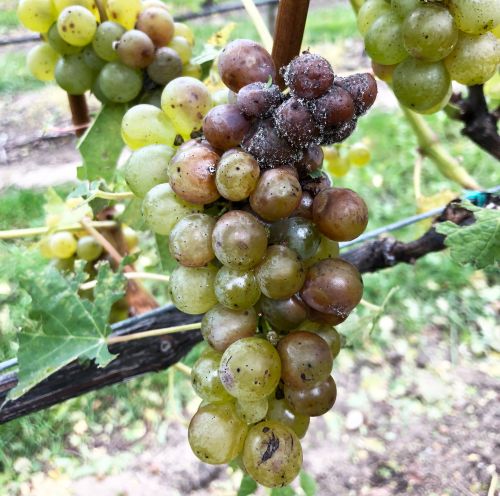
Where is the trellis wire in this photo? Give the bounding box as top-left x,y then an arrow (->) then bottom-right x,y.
339,185 -> 500,249
0,0 -> 279,47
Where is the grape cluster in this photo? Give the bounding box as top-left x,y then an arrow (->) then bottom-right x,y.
124,39 -> 373,487
359,0 -> 500,114
19,0 -> 200,103
323,140 -> 372,178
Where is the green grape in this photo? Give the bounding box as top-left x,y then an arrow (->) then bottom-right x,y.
236,398 -> 268,424
39,237 -> 54,259
123,225 -> 139,251
17,0 -> 56,34
418,83 -> 453,114
121,104 -> 176,149
201,305 -> 257,352
141,183 -> 201,235
169,213 -> 216,267
390,0 -> 420,19
76,235 -> 103,261
212,211 -> 268,270
82,45 -> 105,71
364,12 -> 408,65
161,77 -> 212,140
444,32 -> 499,86
57,6 -> 97,47
448,0 -> 500,35
92,21 -> 125,61
168,36 -> 192,64
312,327 -> 341,359
169,264 -> 218,314
188,402 -> 248,464
285,376 -> 337,416
97,62 -> 143,103
27,43 -> 60,82
277,331 -> 333,389
55,53 -> 94,94
266,397 -> 310,439
53,0 -> 100,20
182,61 -> 202,78
324,152 -> 350,178
106,0 -> 141,29
357,0 -> 391,35
214,267 -> 261,310
402,4 -> 458,62
91,78 -> 111,104
147,47 -> 182,86
242,421 -> 302,488
493,23 -> 500,38
219,337 -> 281,401
215,149 -> 260,202
256,245 -> 305,300
259,295 -> 308,332
269,217 -> 321,260
174,22 -> 195,46
191,347 -> 232,403
47,23 -> 80,55
393,58 -> 451,112
211,88 -> 229,106
123,144 -> 174,198
49,231 -> 77,259
347,142 -> 371,167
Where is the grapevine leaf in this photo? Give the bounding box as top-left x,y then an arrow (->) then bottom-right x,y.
300,470 -> 317,496
192,45 -> 220,65
155,234 -> 178,273
237,474 -> 258,496
436,202 -> 500,269
77,104 -> 126,183
8,262 -> 126,400
270,487 -> 297,496
43,188 -> 92,228
120,197 -> 146,230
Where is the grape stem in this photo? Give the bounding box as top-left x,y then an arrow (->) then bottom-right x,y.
0,221 -> 117,240
241,0 -> 273,52
173,362 -> 192,377
80,272 -> 170,291
401,107 -> 481,191
106,323 -> 202,345
95,0 -> 108,22
88,191 -> 135,202
80,217 -> 124,266
413,153 -> 423,202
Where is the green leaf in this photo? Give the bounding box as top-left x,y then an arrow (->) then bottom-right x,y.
237,474 -> 258,496
308,170 -> 323,179
8,262 -> 126,400
192,44 -> 220,65
155,234 -> 178,273
77,104 -> 126,182
270,487 -> 297,496
436,202 -> 500,269
43,188 -> 92,228
300,470 -> 317,496
120,197 -> 146,230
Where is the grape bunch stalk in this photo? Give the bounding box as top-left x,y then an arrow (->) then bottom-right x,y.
19,0 -> 200,104
124,37 -> 376,487
359,0 -> 500,114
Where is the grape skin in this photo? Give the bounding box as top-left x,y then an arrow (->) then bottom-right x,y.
17,0 -> 56,34
285,375 -> 337,417
201,305 -> 257,352
242,421 -> 302,488
27,43 -> 60,82
188,402 -> 248,464
92,21 -> 125,61
116,29 -> 155,69
105,0 -> 141,30
203,104 -> 252,151
266,397 -> 310,439
357,0 -> 391,35
269,217 -> 321,260
98,62 -> 144,104
48,23 -> 80,55
214,266 -> 261,310
260,295 -> 308,332
219,337 -> 281,401
169,264 -> 218,315
57,6 -> 97,47
55,53 -> 94,95
136,6 -> 175,47
76,236 -> 103,261
168,36 -> 192,64
147,47 -> 182,85
448,0 -> 500,35
49,231 -> 77,259
169,213 -> 216,267
236,398 -> 268,424
191,347 -> 232,403
141,183 -> 201,236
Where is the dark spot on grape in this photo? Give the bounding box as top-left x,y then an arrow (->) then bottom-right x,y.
236,367 -> 240,372
260,432 -> 280,463
263,427 -> 270,433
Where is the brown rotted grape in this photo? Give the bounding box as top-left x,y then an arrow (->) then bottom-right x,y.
273,97 -> 322,148
300,172 -> 331,197
250,168 -> 302,221
320,119 -> 357,145
168,142 -> 220,204
241,119 -> 303,167
203,104 -> 252,151
291,191 -> 314,220
284,375 -> 337,416
278,331 -> 333,389
312,187 -> 368,241
283,52 -> 334,99
136,6 -> 175,47
300,258 -> 363,318
307,307 -> 347,326
311,85 -> 355,126
218,39 -> 276,93
237,82 -> 283,118
335,73 -> 377,116
297,144 -> 324,177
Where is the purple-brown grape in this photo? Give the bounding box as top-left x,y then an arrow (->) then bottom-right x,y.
259,295 -> 308,332
335,73 -> 377,116
136,6 -> 174,47
284,375 -> 337,416
312,85 -> 355,126
236,82 -> 283,118
218,39 -> 276,92
116,29 -> 155,69
312,187 -> 368,241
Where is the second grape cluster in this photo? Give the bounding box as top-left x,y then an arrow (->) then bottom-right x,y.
123,39 -> 377,488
